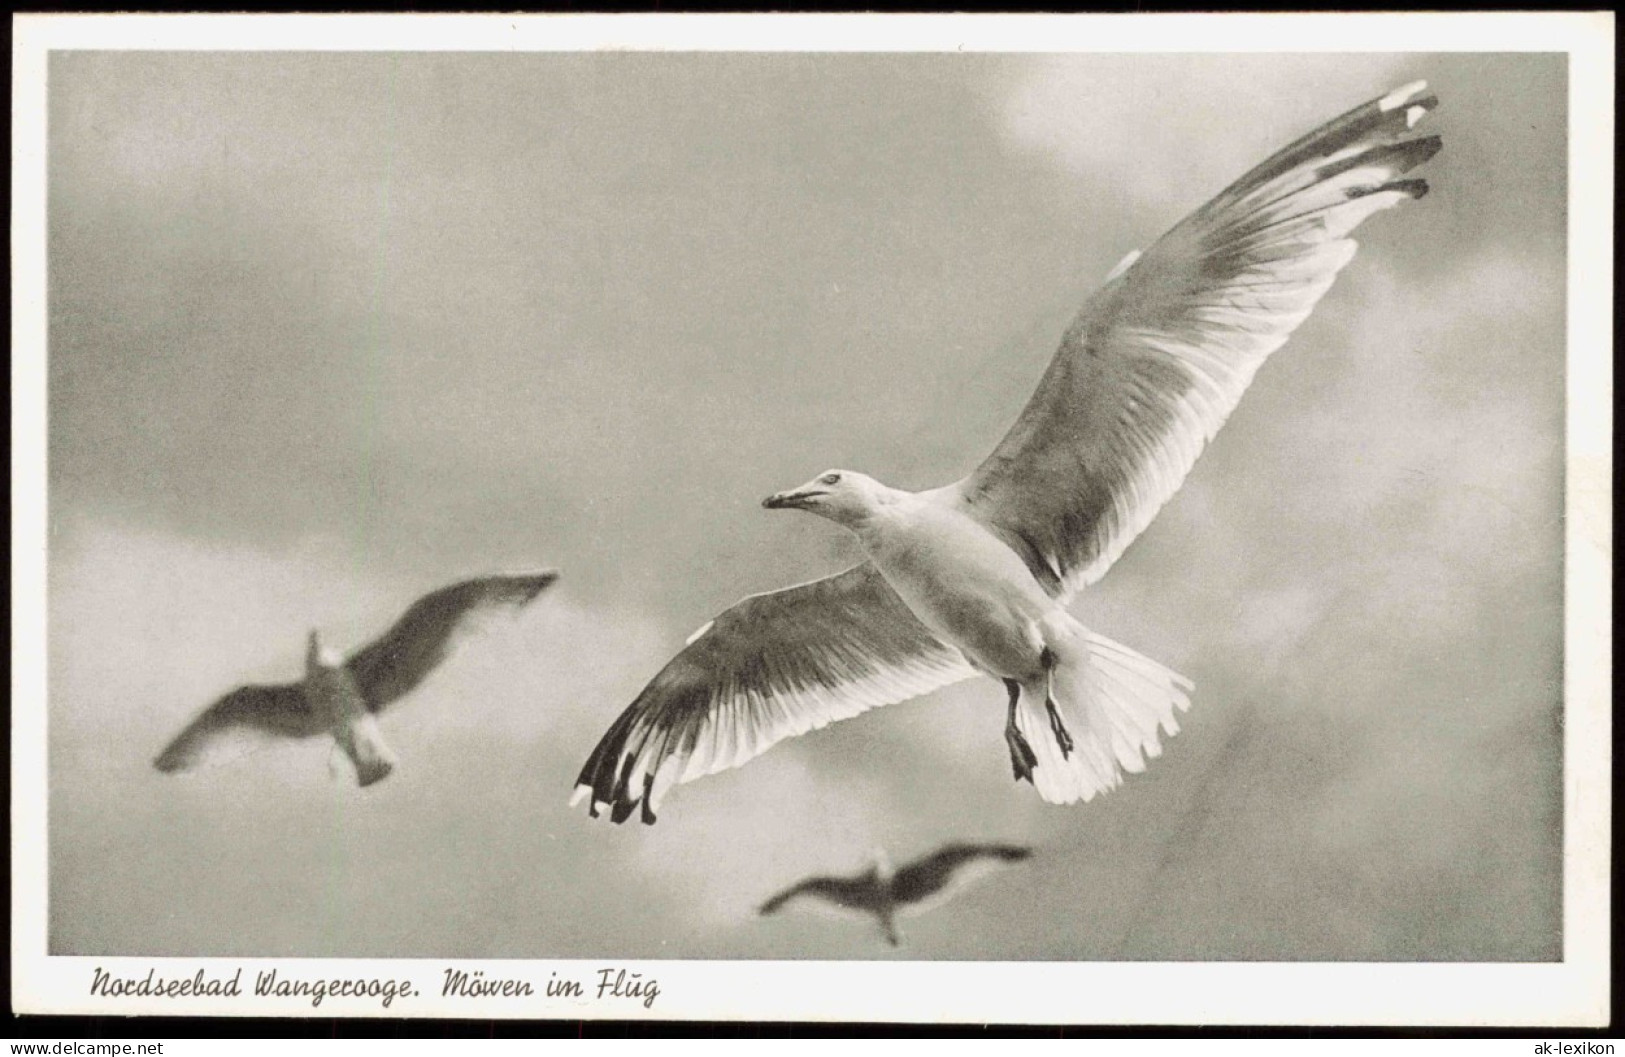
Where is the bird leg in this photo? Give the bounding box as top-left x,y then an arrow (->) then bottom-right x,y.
1041,648 -> 1075,758
1003,679 -> 1038,784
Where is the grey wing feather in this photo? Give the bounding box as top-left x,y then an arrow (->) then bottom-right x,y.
953,83 -> 1441,597
345,570 -> 559,711
891,843 -> 1034,909
571,563 -> 976,825
153,683 -> 315,772
759,876 -> 877,916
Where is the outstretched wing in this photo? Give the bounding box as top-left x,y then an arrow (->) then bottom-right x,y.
345,570 -> 560,711
570,563 -> 976,825
759,875 -> 877,916
153,683 -> 315,773
954,82 -> 1441,597
891,842 -> 1034,913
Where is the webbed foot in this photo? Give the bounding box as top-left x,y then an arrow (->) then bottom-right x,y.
1045,698 -> 1075,758
1006,727 -> 1039,784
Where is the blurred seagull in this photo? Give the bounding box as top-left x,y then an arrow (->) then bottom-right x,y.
155,571 -> 559,787
758,843 -> 1035,946
573,82 -> 1441,824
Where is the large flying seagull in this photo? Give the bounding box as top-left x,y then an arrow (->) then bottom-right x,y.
155,571 -> 559,786
573,82 -> 1441,824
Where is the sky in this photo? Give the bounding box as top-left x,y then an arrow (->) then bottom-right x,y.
44,50 -> 1567,961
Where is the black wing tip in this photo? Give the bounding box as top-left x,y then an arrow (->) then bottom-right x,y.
1366,86 -> 1440,148
639,774 -> 658,825
1404,134 -> 1444,168
1320,132 -> 1443,186
1346,176 -> 1430,202
578,790 -> 658,826
931,841 -> 1033,866
941,840 -> 1033,858
501,568 -> 561,606
571,717 -> 663,826
438,568 -> 560,607
1218,80 -> 1441,208
1375,80 -> 1436,115
152,731 -> 203,773
524,568 -> 562,592
1396,91 -> 1439,118
605,750 -> 639,823
603,770 -> 658,825
1389,134 -> 1444,172
1394,177 -> 1431,201
1323,84 -> 1438,152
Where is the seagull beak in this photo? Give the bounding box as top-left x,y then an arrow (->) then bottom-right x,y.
763,488 -> 823,510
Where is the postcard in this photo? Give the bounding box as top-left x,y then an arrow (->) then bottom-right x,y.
11,12 -> 1613,1026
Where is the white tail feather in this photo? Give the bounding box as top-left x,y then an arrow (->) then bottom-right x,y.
336,711 -> 398,788
1017,620 -> 1193,805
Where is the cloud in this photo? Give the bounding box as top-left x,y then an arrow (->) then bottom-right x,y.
994,55 -> 1418,218
45,512 -> 683,954
50,516 -> 393,764
631,753 -> 891,932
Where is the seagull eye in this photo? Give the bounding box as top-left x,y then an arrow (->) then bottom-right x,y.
820,473 -> 841,486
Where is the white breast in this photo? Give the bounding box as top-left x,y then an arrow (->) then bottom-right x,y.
857,501 -> 1055,678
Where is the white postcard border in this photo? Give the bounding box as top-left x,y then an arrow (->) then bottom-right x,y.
11,12 -> 1614,1026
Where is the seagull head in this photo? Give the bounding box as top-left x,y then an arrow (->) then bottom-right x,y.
869,846 -> 895,884
305,629 -> 343,674
762,470 -> 889,527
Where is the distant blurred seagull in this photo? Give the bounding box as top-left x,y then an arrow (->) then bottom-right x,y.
759,843 -> 1034,946
573,82 -> 1441,824
155,571 -> 559,787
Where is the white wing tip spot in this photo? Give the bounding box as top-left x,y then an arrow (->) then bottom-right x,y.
1379,80 -> 1429,112
568,784 -> 591,808
685,620 -> 715,646
1104,249 -> 1142,283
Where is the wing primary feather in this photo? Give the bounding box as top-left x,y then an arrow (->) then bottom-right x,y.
347,571 -> 558,712
153,683 -> 314,774
572,564 -> 974,823
951,84 -> 1439,596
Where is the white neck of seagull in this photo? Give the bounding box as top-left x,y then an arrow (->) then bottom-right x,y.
828,480 -> 906,534
823,502 -> 874,532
